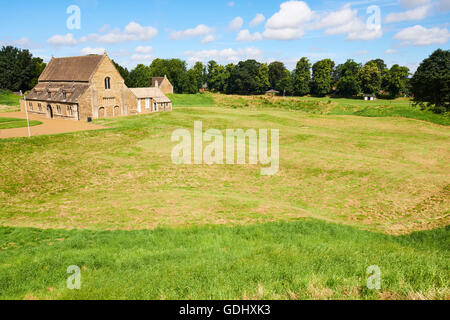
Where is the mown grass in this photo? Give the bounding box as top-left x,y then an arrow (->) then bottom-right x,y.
0,117 -> 42,129
168,93 -> 215,107
0,93 -> 449,300
0,91 -> 21,113
1,104 -> 449,234
213,94 -> 450,126
0,221 -> 448,300
0,90 -> 21,107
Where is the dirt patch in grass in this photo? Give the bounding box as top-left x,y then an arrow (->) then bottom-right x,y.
0,112 -> 105,139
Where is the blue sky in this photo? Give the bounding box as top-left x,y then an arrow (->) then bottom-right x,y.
1,0 -> 448,71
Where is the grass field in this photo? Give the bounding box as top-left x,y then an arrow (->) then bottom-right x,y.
0,117 -> 42,130
0,93 -> 448,300
0,91 -> 22,113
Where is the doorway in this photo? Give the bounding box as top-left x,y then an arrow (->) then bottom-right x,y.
98,107 -> 105,118
47,105 -> 53,118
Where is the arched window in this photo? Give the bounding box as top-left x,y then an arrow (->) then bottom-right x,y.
105,77 -> 111,90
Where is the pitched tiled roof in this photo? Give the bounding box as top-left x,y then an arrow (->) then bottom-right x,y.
151,77 -> 165,87
25,82 -> 89,103
130,87 -> 171,102
39,55 -> 104,82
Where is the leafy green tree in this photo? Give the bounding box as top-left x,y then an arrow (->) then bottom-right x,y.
384,64 -> 410,98
182,69 -> 199,94
292,57 -> 311,96
192,62 -> 206,90
277,69 -> 294,96
256,63 -> 271,94
29,59 -> 46,89
268,62 -> 287,90
410,49 -> 450,113
368,59 -> 388,77
358,61 -> 382,95
0,46 -> 45,92
207,60 -> 227,92
229,60 -> 269,95
128,64 -> 152,88
149,58 -> 187,93
312,59 -> 335,96
335,59 -> 361,97
224,63 -> 236,94
112,60 -> 130,87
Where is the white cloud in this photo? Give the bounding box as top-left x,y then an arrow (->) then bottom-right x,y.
394,25 -> 449,45
313,4 -> 382,41
250,14 -> 266,27
263,28 -> 305,40
170,24 -> 215,43
228,1 -> 235,7
399,0 -> 430,9
184,47 -> 264,64
135,46 -> 153,53
385,5 -> 431,23
1,37 -> 42,49
385,49 -> 398,54
80,47 -> 105,55
47,33 -> 77,46
201,34 -> 216,44
236,29 -> 262,42
98,24 -> 111,33
123,22 -> 158,41
228,17 -> 244,32
48,22 -> 158,46
111,49 -> 131,57
354,50 -> 369,56
439,0 -> 450,11
131,54 -> 153,62
263,1 -> 314,40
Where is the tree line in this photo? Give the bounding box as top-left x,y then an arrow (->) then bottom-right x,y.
118,49 -> 448,113
120,56 -> 411,98
0,46 -> 448,113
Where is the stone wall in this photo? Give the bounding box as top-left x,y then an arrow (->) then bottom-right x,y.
159,78 -> 174,95
89,55 -> 137,119
20,99 -> 79,120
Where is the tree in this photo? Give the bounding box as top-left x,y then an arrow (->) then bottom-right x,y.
207,60 -> 227,92
358,61 -> 382,95
277,69 -> 294,96
29,59 -> 46,89
335,59 -> 361,97
112,60 -> 130,87
292,57 -> 311,96
312,59 -> 335,96
228,60 -> 269,95
256,63 -> 270,94
149,58 -> 187,93
128,64 -> 152,88
368,59 -> 388,77
224,63 -> 236,94
410,49 -> 450,113
384,64 -> 410,98
191,62 -> 206,91
182,69 -> 198,94
268,62 -> 287,90
0,46 -> 45,92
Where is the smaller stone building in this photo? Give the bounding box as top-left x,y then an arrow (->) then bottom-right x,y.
130,88 -> 172,113
151,75 -> 174,95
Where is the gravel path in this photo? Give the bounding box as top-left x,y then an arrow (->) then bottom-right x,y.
0,112 -> 105,139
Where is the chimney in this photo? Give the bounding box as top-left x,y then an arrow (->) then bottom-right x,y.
155,80 -> 159,88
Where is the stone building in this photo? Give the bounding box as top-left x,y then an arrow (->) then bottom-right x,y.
151,75 -> 174,95
130,88 -> 172,113
21,52 -> 172,121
